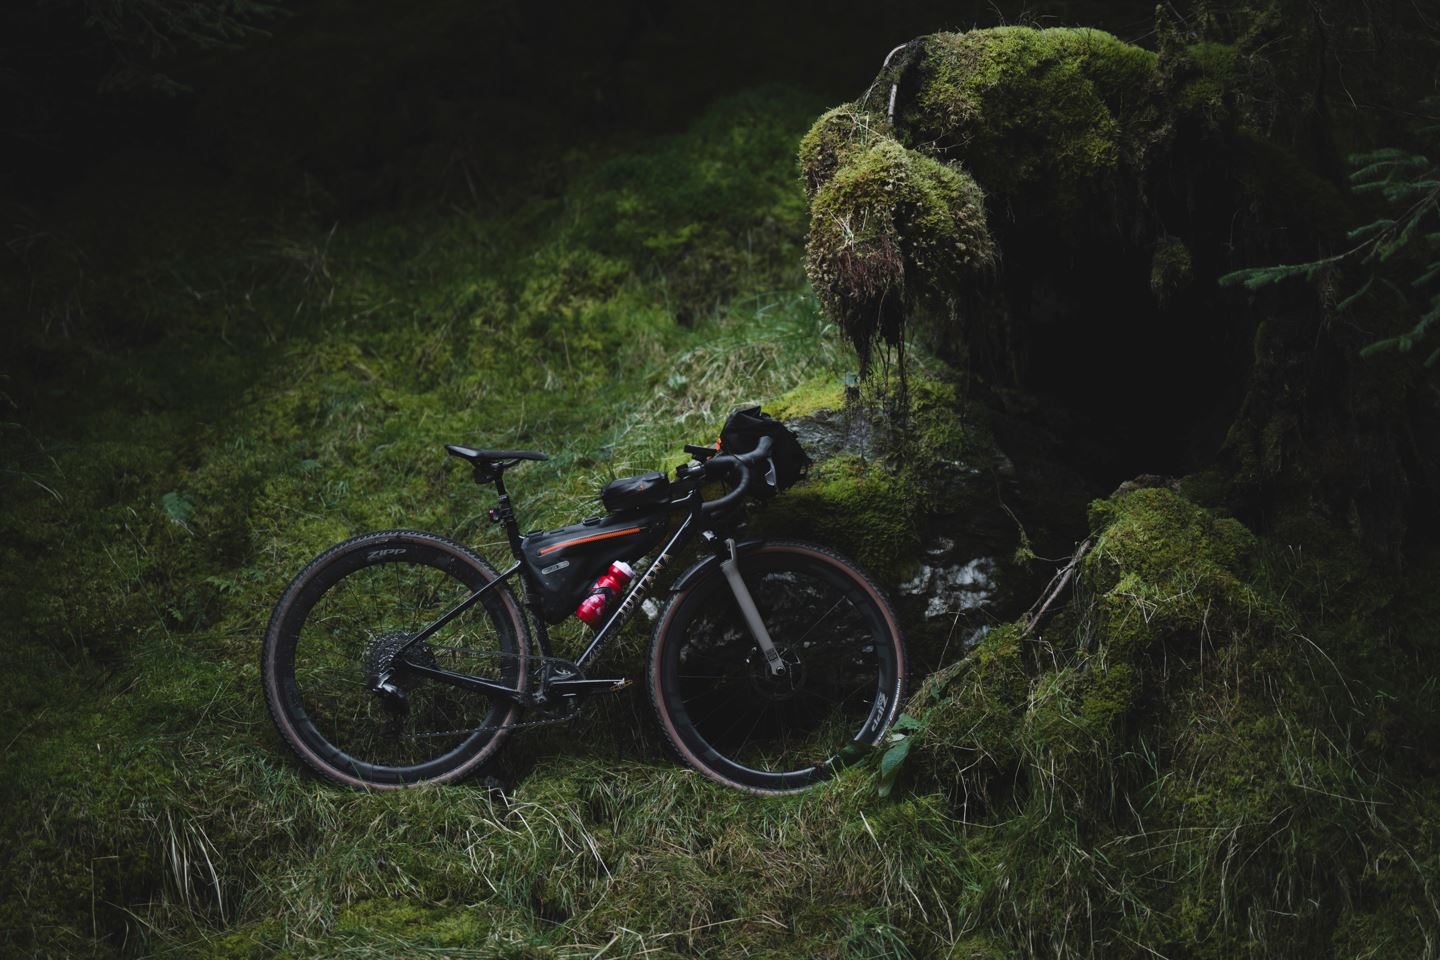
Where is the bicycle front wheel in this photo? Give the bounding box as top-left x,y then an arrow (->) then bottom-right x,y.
648,540 -> 907,794
261,530 -> 530,788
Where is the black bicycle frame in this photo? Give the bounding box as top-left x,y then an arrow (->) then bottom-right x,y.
396,470 -> 712,705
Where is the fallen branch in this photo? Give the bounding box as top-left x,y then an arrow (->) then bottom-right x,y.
1020,536 -> 1094,638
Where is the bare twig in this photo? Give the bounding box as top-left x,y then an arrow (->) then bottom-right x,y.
1021,536 -> 1095,638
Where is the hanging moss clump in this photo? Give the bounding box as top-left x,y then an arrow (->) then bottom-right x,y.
797,27 -> 1199,373
803,134 -> 994,373
1149,235 -> 1193,304
797,25 -> 1260,384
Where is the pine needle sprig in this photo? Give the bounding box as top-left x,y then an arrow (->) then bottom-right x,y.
1221,97 -> 1440,367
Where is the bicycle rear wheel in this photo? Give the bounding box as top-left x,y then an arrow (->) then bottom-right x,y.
261,530 -> 530,788
648,540 -> 906,794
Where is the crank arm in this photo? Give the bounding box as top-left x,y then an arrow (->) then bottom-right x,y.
548,677 -> 630,695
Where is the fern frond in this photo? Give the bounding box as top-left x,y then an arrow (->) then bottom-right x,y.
1359,337 -> 1399,358
1418,301 -> 1440,332
1348,147 -> 1408,164
1244,111 -> 1438,370
1347,218 -> 1396,241
1336,276 -> 1375,312
1219,261 -> 1329,289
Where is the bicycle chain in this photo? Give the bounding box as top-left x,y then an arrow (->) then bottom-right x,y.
398,645 -> 597,741
402,703 -> 580,740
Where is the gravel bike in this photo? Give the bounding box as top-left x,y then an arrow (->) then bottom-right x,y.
261,415 -> 908,794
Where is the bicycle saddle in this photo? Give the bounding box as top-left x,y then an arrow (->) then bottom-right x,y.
445,445 -> 549,464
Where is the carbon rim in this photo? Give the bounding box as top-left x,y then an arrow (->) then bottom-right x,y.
266,535 -> 526,786
654,545 -> 904,792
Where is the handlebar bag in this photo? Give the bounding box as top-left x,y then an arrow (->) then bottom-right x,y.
718,406 -> 812,495
600,471 -> 670,513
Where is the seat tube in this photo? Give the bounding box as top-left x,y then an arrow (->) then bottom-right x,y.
492,473 -> 525,560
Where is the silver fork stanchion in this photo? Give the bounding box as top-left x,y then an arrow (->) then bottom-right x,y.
719,538 -> 786,676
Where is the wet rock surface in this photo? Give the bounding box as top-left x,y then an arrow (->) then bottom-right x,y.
899,545 -> 999,619
786,404 -> 882,461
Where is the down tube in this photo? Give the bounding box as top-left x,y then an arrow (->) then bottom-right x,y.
575,512 -> 697,669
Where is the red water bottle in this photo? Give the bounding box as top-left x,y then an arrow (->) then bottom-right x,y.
576,561 -> 634,627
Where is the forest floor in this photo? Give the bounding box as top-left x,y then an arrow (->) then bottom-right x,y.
4,82 -> 1439,960
0,87 -> 949,958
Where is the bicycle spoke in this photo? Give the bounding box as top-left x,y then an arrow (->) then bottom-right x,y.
265,533 -> 528,786
657,545 -> 905,791
787,596 -> 850,648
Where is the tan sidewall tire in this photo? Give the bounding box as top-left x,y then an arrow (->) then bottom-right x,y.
647,540 -> 906,795
261,530 -> 529,789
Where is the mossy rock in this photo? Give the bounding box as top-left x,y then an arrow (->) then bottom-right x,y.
764,372 -> 848,422
898,27 -> 1159,220
759,453 -> 919,578
1085,486 -> 1259,596
752,374 -> 994,589
798,26 -> 1249,373
896,488 -> 1280,808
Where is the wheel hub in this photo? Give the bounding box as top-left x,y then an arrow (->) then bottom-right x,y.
746,646 -> 804,699
364,630 -> 438,697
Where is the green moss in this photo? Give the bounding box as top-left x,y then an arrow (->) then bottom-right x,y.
193,919 -> 285,959
1168,42 -> 1243,119
864,483 -> 1440,956
796,103 -> 891,199
901,27 -> 1158,219
0,87 -> 881,958
333,899 -> 490,946
8,29 -> 1440,957
765,372 -> 848,421
902,377 -> 975,466
1077,489 -> 1274,736
1150,235 -> 1193,304
753,374 -> 984,593
761,453 -> 918,576
568,86 -> 820,319
1086,487 -> 1257,590
798,27 -> 1241,372
902,624 -> 1030,809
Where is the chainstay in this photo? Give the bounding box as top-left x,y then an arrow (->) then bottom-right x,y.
399,646 -> 589,741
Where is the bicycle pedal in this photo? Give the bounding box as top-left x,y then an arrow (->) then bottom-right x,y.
608,678 -> 632,693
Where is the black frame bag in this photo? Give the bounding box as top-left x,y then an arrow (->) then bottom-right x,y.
718,406 -> 811,496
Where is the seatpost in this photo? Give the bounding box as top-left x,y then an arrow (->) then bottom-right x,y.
491,471 -> 525,559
